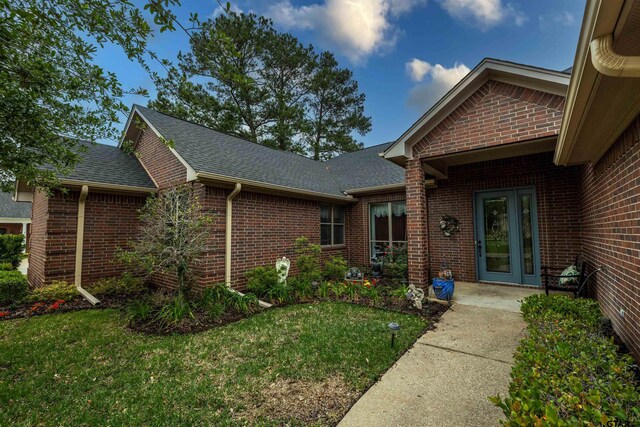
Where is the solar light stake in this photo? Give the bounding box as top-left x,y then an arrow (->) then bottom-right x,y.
388,322 -> 400,348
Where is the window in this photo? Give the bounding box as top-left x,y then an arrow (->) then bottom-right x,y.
321,205 -> 345,246
370,202 -> 407,260
0,228 -> 5,235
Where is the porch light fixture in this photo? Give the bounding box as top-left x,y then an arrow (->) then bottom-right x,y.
388,322 -> 400,348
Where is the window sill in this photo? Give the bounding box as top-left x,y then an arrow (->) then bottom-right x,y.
321,244 -> 346,250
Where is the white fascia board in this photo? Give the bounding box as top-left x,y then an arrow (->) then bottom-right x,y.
384,59 -> 570,161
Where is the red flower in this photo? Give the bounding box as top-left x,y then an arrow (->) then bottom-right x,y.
49,300 -> 65,310
0,311 -> 10,317
29,302 -> 46,314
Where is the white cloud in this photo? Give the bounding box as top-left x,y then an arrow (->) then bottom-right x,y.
438,0 -> 527,29
539,11 -> 575,31
211,3 -> 244,19
406,58 -> 432,82
266,0 -> 426,63
406,61 -> 470,111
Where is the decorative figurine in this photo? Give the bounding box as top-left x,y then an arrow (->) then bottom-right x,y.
275,257 -> 290,285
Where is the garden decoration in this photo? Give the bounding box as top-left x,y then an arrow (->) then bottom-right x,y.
432,277 -> 454,305
439,215 -> 460,237
345,267 -> 364,283
405,284 -> 425,310
388,322 -> 400,348
275,257 -> 290,285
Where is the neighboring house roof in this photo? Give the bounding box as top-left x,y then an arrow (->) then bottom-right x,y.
132,105 -> 405,197
325,142 -> 405,192
383,58 -> 571,164
0,191 -> 31,219
58,141 -> 156,190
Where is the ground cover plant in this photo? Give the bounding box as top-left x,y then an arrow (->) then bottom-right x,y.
0,302 -> 429,426
491,294 -> 640,426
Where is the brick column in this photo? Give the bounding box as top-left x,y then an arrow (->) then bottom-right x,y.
406,158 -> 428,287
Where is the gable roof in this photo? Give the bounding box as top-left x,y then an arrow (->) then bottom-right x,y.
0,191 -> 31,219
131,106 -> 405,198
383,58 -> 571,164
55,141 -> 156,191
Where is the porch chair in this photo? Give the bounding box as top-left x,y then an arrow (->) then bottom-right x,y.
541,256 -> 588,298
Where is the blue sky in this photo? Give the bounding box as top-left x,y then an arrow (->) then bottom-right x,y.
96,0 -> 586,148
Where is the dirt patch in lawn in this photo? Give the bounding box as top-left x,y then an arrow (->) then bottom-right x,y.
240,376 -> 356,425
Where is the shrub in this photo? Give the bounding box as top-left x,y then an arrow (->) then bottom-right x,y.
0,270 -> 29,305
382,245 -> 408,280
289,277 -> 313,301
323,255 -> 348,281
202,284 -> 259,315
294,237 -> 322,283
492,295 -> 640,426
84,275 -> 146,297
245,266 -> 280,298
316,281 -> 330,299
28,281 -> 77,302
0,234 -> 25,269
0,262 -> 14,271
388,285 -> 409,300
359,285 -> 382,306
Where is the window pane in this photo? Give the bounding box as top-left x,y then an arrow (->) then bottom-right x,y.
320,205 -> 331,223
483,197 -> 510,273
391,202 -> 407,242
333,224 -> 344,245
333,206 -> 345,223
320,224 -> 331,245
370,203 -> 389,242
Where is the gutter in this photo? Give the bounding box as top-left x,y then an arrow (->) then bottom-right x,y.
196,171 -> 355,203
590,34 -> 640,77
224,183 -> 272,309
75,185 -> 100,306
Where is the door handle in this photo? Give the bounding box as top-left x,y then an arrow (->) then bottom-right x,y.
477,240 -> 482,257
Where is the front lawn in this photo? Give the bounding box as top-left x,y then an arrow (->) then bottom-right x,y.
0,302 -> 428,426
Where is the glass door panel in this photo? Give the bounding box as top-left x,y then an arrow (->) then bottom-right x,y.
483,197 -> 511,273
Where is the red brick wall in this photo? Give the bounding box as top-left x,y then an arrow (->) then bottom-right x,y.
413,80 -> 565,158
424,152 -> 581,282
135,129 -> 187,189
28,189 -> 146,288
345,191 -> 406,267
406,158 -> 429,286
578,114 -> 640,360
0,223 -> 22,235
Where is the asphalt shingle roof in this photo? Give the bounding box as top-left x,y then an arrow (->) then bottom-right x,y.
324,142 -> 405,190
135,106 -> 405,196
0,191 -> 31,219
60,141 -> 156,189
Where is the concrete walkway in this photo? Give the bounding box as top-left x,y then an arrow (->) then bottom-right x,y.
339,282 -> 539,427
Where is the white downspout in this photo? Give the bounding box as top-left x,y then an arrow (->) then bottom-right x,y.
225,183 -> 271,308
590,34 -> 640,77
75,185 -> 100,306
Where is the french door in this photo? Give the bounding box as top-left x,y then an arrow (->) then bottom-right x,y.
474,188 -> 540,286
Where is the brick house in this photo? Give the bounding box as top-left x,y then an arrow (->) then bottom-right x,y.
14,0 -> 640,359
0,191 -> 31,250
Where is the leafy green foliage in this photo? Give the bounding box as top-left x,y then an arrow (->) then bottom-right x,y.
382,245 -> 408,280
0,235 -> 25,269
117,185 -> 212,295
295,236 -> 323,284
289,277 -> 314,301
125,297 -> 153,324
492,295 -> 640,426
0,270 -> 28,305
27,280 -> 77,302
389,285 -> 410,300
200,284 -> 259,315
85,275 -> 146,297
323,255 -> 348,281
155,293 -> 195,328
150,12 -> 370,159
0,262 -> 14,271
0,0 -> 182,191
245,266 -> 280,296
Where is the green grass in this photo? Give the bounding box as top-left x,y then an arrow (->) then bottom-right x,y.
0,302 -> 428,426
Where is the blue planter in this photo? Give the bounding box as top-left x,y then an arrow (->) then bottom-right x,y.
432,278 -> 454,301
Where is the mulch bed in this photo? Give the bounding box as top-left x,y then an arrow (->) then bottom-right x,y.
0,292 -> 147,321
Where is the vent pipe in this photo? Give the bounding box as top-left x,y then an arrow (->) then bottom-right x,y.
590,34 -> 640,77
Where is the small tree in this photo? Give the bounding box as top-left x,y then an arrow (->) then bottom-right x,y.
118,185 -> 211,296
